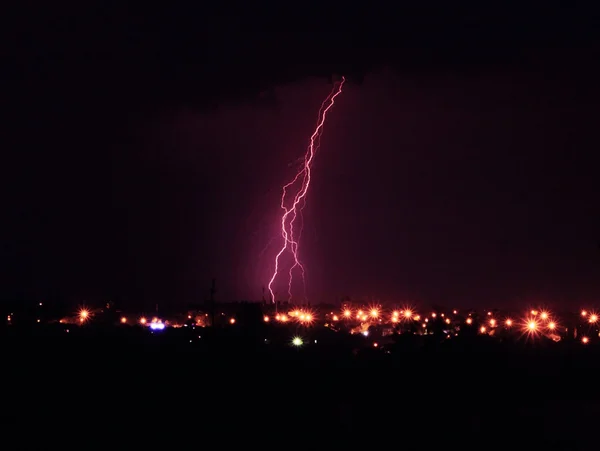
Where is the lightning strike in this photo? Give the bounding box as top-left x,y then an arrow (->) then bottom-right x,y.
267,77 -> 346,304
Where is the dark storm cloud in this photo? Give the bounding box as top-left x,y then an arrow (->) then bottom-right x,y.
4,3 -> 600,308
136,68 -> 600,307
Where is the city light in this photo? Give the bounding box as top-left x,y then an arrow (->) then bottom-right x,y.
11,302 -> 599,349
150,322 -> 165,331
78,308 -> 90,323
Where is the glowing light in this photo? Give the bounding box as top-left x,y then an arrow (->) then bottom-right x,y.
540,311 -> 549,320
332,315 -> 339,321
581,310 -> 588,317
466,318 -> 473,325
140,317 -> 147,325
505,319 -> 513,327
263,316 -> 270,322
369,308 -> 380,318
295,309 -> 315,326
267,77 -> 346,303
589,314 -> 598,323
120,317 -> 127,324
403,309 -> 413,319
523,318 -> 540,337
229,318 -> 236,324
150,322 -> 165,330
480,326 -> 486,333
78,308 -> 90,323
582,336 -> 589,344
489,319 -> 496,327
343,309 -> 352,318
548,322 -> 556,330
292,336 -> 303,347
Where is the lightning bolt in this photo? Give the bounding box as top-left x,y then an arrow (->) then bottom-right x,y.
267,76 -> 346,304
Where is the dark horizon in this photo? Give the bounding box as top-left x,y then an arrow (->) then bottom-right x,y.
3,5 -> 600,309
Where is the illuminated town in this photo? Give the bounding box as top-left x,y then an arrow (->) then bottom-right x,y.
6,302 -> 600,350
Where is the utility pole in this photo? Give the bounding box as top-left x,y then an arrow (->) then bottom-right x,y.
209,278 -> 216,327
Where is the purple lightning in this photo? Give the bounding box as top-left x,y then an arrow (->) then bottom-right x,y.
267,77 -> 346,303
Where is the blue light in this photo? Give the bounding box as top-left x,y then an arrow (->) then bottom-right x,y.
150,322 -> 165,330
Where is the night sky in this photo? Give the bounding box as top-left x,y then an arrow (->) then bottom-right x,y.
3,5 -> 600,309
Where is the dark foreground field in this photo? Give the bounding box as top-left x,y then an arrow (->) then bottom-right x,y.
3,327 -> 600,448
